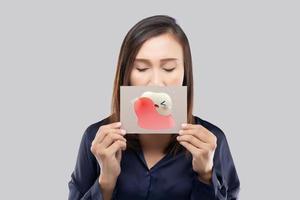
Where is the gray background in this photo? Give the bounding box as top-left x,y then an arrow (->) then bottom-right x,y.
120,86 -> 187,133
0,0 -> 299,199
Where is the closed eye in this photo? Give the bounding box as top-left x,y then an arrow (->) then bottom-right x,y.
136,67 -> 175,72
164,68 -> 175,72
136,68 -> 149,72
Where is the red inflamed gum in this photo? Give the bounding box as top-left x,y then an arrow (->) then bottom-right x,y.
134,97 -> 175,130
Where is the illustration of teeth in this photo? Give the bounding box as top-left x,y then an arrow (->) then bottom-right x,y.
140,91 -> 173,116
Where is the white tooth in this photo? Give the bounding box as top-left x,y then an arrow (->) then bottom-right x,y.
140,91 -> 173,116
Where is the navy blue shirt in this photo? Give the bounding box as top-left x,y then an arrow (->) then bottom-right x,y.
68,115 -> 240,199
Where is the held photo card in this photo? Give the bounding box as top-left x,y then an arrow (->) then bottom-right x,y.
120,86 -> 187,134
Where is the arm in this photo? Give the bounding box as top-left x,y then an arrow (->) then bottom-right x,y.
190,129 -> 240,200
68,126 -> 118,200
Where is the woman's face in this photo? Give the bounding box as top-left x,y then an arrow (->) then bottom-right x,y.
130,33 -> 184,86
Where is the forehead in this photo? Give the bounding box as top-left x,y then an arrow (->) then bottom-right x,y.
135,33 -> 183,63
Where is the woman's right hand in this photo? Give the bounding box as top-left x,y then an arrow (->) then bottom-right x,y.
90,121 -> 127,189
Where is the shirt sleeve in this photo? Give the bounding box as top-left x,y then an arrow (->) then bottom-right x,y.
190,128 -> 240,200
68,126 -> 118,200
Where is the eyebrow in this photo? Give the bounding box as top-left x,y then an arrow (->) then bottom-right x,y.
134,58 -> 178,65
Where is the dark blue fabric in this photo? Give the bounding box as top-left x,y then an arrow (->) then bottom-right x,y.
68,115 -> 240,200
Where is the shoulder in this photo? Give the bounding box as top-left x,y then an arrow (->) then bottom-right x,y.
192,115 -> 227,143
81,115 -> 112,144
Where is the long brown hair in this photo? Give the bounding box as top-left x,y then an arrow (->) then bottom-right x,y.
108,15 -> 195,158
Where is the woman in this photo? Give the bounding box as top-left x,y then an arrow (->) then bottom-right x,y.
68,15 -> 240,200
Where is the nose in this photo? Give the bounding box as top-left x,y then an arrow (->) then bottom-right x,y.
148,71 -> 165,86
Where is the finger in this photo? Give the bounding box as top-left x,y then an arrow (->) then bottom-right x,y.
95,122 -> 122,140
177,134 -> 210,150
107,140 -> 127,155
100,121 -> 122,130
197,125 -> 217,140
179,128 -> 210,143
181,123 -> 189,129
179,141 -> 201,156
96,126 -> 126,144
181,123 -> 207,132
182,123 -> 216,139
108,121 -> 122,129
101,132 -> 127,149
181,124 -> 217,144
181,124 -> 205,132
116,149 -> 122,162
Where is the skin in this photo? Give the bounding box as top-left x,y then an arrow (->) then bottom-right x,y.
91,33 -> 217,199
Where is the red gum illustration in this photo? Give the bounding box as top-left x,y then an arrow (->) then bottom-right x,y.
134,97 -> 175,130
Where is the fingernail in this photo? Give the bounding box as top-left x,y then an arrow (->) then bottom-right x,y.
116,122 -> 122,126
176,136 -> 180,140
181,123 -> 187,128
179,130 -> 183,135
120,129 -> 126,135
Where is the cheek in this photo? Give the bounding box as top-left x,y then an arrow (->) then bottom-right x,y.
129,70 -> 148,86
165,69 -> 184,85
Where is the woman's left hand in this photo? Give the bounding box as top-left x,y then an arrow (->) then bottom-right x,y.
176,123 -> 217,184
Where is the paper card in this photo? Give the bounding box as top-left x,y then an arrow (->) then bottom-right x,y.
120,86 -> 187,134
